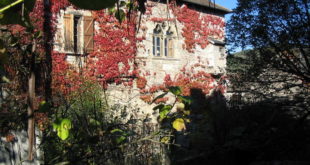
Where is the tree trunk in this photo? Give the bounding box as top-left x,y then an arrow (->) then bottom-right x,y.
27,40 -> 36,161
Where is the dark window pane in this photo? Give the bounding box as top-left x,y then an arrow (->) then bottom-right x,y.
153,36 -> 155,56
156,37 -> 160,46
165,38 -> 167,56
156,46 -> 160,56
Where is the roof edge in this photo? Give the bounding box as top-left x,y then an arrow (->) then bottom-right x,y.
182,0 -> 232,14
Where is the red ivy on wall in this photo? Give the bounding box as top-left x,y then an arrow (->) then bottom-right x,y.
137,61 -> 227,104
86,11 -> 138,87
148,2 -> 225,52
174,5 -> 225,52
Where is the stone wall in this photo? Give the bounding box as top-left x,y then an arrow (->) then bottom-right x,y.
0,129 -> 43,165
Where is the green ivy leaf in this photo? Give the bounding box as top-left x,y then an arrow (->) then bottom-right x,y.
159,109 -> 169,121
37,101 -> 50,112
152,92 -> 168,104
115,9 -> 125,23
34,31 -> 43,39
110,128 -> 127,144
108,7 -> 116,15
153,104 -> 164,111
159,105 -> 172,121
178,96 -> 192,104
168,86 -> 182,96
115,136 -> 126,144
89,118 -> 100,126
69,0 -> 116,10
110,128 -> 123,134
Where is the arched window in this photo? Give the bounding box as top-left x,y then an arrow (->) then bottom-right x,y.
152,24 -> 163,56
152,24 -> 174,57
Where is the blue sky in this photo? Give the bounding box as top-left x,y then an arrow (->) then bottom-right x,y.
215,0 -> 241,52
215,0 -> 238,21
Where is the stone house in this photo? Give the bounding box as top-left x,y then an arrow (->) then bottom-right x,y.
51,0 -> 231,120
0,1 -> 231,163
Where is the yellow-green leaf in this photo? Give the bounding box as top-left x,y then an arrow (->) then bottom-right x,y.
61,118 -> 72,130
169,86 -> 182,96
183,110 -> 191,115
1,76 -> 10,83
57,129 -> 69,141
160,136 -> 170,144
172,118 -> 186,132
176,103 -> 185,110
53,118 -> 72,140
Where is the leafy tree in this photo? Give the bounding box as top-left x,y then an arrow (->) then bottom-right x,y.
227,0 -> 310,83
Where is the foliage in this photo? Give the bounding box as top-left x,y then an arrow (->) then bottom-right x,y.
173,4 -> 225,52
44,80 -> 118,163
138,60 -> 226,106
227,0 -> 310,83
151,86 -> 193,153
145,1 -> 225,53
227,49 -> 266,86
52,118 -> 72,140
68,0 -> 116,10
0,0 -> 36,25
44,79 -> 164,164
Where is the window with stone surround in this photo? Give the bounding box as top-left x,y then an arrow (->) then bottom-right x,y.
64,13 -> 94,54
152,24 -> 174,57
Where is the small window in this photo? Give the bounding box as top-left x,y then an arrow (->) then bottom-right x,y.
64,14 -> 94,54
152,24 -> 174,57
219,46 -> 225,57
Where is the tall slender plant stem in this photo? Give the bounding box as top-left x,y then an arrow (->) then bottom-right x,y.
0,0 -> 24,13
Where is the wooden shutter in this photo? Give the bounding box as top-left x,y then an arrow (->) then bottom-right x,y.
64,14 -> 74,52
83,16 -> 94,53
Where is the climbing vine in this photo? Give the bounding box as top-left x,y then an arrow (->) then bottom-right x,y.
137,60 -> 227,104
173,5 -> 225,52
147,1 -> 225,52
